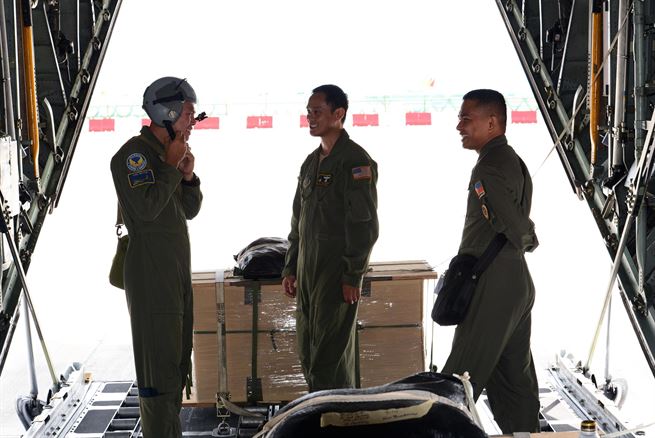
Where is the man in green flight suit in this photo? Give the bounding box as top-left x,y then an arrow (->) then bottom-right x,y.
282,84 -> 379,392
441,89 -> 540,433
110,77 -> 202,437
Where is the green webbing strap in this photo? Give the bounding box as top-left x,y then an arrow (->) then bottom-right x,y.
247,284 -> 262,402
115,201 -> 123,236
215,270 -> 228,396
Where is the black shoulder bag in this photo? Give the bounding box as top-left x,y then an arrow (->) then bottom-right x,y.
233,237 -> 290,280
431,233 -> 507,326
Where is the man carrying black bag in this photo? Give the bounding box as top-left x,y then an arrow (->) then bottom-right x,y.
440,89 -> 540,433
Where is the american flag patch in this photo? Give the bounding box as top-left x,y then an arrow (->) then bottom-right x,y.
474,181 -> 486,198
352,166 -> 372,180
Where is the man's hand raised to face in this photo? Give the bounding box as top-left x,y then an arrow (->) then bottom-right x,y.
178,148 -> 195,180
165,130 -> 188,168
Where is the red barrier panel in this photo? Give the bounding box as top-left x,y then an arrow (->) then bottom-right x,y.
141,118 -> 150,127
195,117 -> 220,129
299,115 -> 309,128
511,110 -> 537,124
89,118 -> 115,132
405,112 -> 432,126
352,114 -> 379,127
247,116 -> 273,129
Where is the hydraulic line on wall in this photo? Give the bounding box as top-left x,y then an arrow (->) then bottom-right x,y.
589,0 -> 603,177
557,0 -> 577,95
632,0 -> 650,336
609,0 -> 629,182
19,0 -> 41,193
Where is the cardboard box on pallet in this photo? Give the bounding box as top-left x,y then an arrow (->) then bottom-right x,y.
190,261 -> 437,404
359,325 -> 424,387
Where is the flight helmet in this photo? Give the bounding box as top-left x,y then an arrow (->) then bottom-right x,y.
142,77 -> 197,127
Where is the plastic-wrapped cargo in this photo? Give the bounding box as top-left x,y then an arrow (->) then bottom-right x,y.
255,372 -> 486,438
189,261 -> 438,404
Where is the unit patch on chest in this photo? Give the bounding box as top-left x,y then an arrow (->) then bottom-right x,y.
316,172 -> 333,186
128,169 -> 155,188
126,152 -> 147,171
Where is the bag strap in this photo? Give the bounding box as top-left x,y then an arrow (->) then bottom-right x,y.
115,201 -> 124,237
471,233 -> 507,275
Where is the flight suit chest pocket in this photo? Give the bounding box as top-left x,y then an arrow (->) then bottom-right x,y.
301,175 -> 314,199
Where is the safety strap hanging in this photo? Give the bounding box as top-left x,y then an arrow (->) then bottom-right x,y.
115,201 -> 123,236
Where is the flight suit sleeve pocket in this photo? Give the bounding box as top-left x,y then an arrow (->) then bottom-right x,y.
347,189 -> 373,223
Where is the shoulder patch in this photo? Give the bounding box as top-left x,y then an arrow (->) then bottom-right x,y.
474,181 -> 486,199
127,153 -> 147,171
481,204 -> 489,220
128,169 -> 155,188
352,166 -> 372,181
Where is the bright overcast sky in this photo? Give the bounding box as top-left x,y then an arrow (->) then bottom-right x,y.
94,0 -> 532,106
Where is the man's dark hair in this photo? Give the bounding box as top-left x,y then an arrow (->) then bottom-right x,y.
313,84 -> 348,123
463,89 -> 507,129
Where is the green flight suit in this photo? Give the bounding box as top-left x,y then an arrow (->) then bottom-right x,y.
282,130 -> 379,392
110,127 -> 202,438
441,135 -> 540,433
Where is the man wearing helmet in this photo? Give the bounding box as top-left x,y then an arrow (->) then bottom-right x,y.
110,77 -> 202,437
